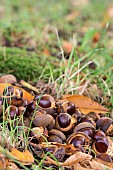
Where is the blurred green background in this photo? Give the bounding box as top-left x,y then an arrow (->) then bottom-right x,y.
0,0 -> 113,84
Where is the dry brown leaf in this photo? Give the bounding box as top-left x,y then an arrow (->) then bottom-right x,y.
63,94 -> 108,114
0,83 -> 34,102
11,148 -> 34,165
6,162 -> 20,170
0,157 -> 9,170
94,158 -> 113,168
73,163 -> 95,170
89,160 -> 113,170
61,152 -> 92,166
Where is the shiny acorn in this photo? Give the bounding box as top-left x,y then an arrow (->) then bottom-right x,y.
56,113 -> 77,133
96,153 -> 112,166
93,130 -> 106,141
96,117 -> 113,136
56,100 -> 76,115
34,94 -> 55,109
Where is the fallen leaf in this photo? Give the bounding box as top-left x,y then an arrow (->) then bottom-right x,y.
6,162 -> 20,170
61,152 -> 92,166
89,160 -> 113,170
0,83 -> 11,95
63,94 -> 108,114
11,148 -> 34,165
73,163 -> 95,170
0,83 -> 34,102
0,157 -> 9,170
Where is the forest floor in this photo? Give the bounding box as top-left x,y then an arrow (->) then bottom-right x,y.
0,0 -> 113,169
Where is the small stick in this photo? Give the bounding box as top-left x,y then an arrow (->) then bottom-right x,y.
20,80 -> 39,93
44,155 -> 60,166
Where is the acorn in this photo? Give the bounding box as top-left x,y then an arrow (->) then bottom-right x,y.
96,117 -> 113,136
93,130 -> 105,141
56,113 -> 77,133
34,94 -> 55,109
56,100 -> 75,115
96,153 -> 112,167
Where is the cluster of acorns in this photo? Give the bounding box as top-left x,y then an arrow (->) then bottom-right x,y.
0,85 -> 113,165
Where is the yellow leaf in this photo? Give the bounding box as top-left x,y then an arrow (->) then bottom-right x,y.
0,158 -> 9,170
11,148 -> 34,165
63,94 -> 108,114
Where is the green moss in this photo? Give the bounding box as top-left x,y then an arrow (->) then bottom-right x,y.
0,47 -> 58,82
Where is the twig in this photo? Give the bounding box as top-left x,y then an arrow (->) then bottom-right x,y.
20,80 -> 39,93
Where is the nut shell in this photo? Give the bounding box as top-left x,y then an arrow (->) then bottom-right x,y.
73,122 -> 96,132
5,105 -> 19,119
67,132 -> 90,148
49,129 -> 66,142
96,117 -> 113,133
30,127 -> 48,143
92,136 -> 109,155
33,113 -> 54,127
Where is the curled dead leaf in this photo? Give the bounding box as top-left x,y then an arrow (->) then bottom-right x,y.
61,152 -> 92,166
7,162 -> 20,170
89,160 -> 113,170
63,94 -> 108,114
0,157 -> 9,170
73,163 -> 95,170
11,148 -> 34,165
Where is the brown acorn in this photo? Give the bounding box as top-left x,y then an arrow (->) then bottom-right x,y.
96,117 -> 113,136
56,113 -> 77,133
